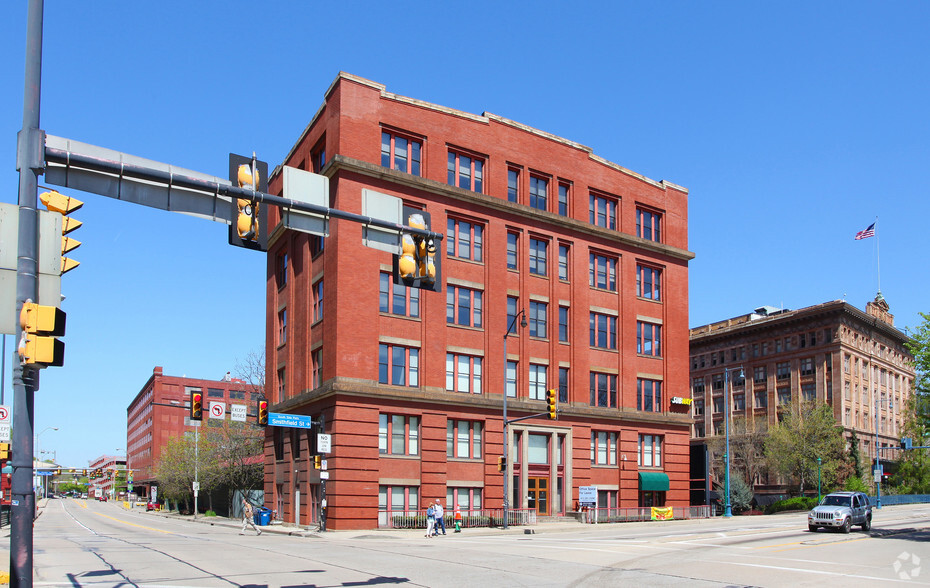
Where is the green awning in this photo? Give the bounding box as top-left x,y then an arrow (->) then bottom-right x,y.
639,472 -> 670,492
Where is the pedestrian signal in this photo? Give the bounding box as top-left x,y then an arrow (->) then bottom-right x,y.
18,302 -> 66,367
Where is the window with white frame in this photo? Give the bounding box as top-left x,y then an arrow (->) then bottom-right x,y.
446,218 -> 484,262
447,420 -> 482,459
380,272 -> 419,318
381,130 -> 421,175
529,364 -> 547,400
591,431 -> 618,465
638,434 -> 663,467
446,285 -> 483,328
446,353 -> 482,394
379,414 -> 419,455
447,151 -> 484,192
378,343 -> 419,387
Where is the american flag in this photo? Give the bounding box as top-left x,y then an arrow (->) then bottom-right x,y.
855,222 -> 875,240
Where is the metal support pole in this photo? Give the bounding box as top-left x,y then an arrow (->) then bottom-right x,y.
875,398 -> 881,509
194,426 -> 199,519
13,1 -> 45,585
502,309 -> 525,531
724,368 -> 731,518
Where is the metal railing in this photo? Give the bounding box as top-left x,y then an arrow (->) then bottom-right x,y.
582,505 -> 712,523
378,508 -> 537,529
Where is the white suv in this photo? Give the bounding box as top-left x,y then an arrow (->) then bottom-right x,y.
807,491 -> 872,533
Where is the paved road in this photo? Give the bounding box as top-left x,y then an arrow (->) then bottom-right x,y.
6,498 -> 930,586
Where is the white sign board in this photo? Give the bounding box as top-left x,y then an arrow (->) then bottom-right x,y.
192,481 -> 200,491
230,404 -> 247,422
320,471 -> 330,480
209,402 -> 225,420
317,434 -> 332,454
0,405 -> 10,424
0,425 -> 10,442
579,485 -> 597,505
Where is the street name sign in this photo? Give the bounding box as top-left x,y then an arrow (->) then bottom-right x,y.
268,412 -> 315,429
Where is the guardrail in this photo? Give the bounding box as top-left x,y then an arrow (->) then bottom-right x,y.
378,508 -> 537,529
582,505 -> 712,523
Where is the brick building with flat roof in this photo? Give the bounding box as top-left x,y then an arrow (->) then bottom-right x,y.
689,295 -> 914,498
262,73 -> 694,530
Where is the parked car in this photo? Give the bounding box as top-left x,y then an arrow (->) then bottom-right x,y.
146,502 -> 161,511
808,491 -> 872,533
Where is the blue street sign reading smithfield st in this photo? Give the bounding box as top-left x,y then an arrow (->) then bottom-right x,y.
268,412 -> 316,429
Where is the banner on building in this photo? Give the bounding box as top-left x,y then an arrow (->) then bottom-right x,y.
651,507 -> 673,521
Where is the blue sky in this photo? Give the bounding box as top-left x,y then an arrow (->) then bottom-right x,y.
2,1 -> 928,469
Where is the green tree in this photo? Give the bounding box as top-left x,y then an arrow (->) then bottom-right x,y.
897,312 -> 930,492
764,401 -> 846,494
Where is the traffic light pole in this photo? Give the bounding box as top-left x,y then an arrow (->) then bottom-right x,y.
12,1 -> 45,585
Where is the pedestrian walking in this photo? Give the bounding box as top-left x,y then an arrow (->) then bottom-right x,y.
240,498 -> 262,536
433,500 -> 446,535
425,502 -> 436,538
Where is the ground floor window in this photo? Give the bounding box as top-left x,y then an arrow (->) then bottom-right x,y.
379,485 -> 420,514
447,487 -> 482,513
639,491 -> 666,507
597,489 -> 617,509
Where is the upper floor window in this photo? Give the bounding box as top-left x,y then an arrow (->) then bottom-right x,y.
380,272 -> 419,318
636,208 -> 662,242
312,279 -> 324,323
590,312 -> 617,350
275,251 -> 288,289
379,413 -> 419,455
637,379 -> 662,412
589,193 -> 617,230
379,343 -> 419,387
207,387 -> 224,398
311,140 -> 326,173
636,264 -> 661,301
529,300 -> 547,339
447,151 -> 484,192
590,372 -> 618,408
447,285 -> 483,328
558,182 -> 570,216
558,306 -> 570,343
278,309 -> 287,346
800,357 -> 814,376
529,364 -> 547,401
505,360 -> 517,398
754,366 -> 767,383
530,176 -> 548,211
446,353 -> 482,394
507,167 -> 520,203
558,366 -> 569,403
507,232 -> 519,270
312,348 -> 322,389
638,434 -> 663,467
776,362 -> 790,381
529,238 -> 548,276
447,219 -> 484,262
636,321 -> 662,357
591,431 -> 618,465
589,253 -> 617,291
447,420 -> 482,459
558,244 -> 570,281
381,130 -> 421,176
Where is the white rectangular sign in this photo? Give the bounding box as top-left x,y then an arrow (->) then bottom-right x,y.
230,404 -> 247,422
320,471 -> 330,480
0,424 -> 10,442
317,434 -> 332,453
579,485 -> 597,504
208,401 -> 226,420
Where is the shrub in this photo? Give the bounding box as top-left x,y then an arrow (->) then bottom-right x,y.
844,476 -> 870,494
204,510 -> 217,517
765,496 -> 817,515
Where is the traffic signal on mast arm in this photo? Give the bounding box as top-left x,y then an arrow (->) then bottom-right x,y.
0,443 -> 10,460
394,206 -> 440,292
39,190 -> 82,274
257,399 -> 268,426
498,456 -> 507,472
228,153 -> 269,251
190,391 -> 203,421
546,388 -> 558,420
18,302 -> 66,367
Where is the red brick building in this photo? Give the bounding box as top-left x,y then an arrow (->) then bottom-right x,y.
126,366 -> 262,500
263,73 -> 694,530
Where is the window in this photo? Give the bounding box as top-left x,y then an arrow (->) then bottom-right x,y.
528,434 -> 549,464
381,130 -> 421,175
558,182 -> 570,215
692,377 -> 705,393
447,218 -> 484,262
637,321 -> 662,357
278,309 -> 287,346
529,364 -> 547,400
754,389 -> 767,408
506,232 -> 519,270
447,151 -> 484,192
589,193 -> 617,230
505,360 -> 517,398
529,300 -> 547,338
638,434 -> 663,467
277,367 -> 286,401
379,485 -> 419,514
713,396 -> 724,413
448,487 -> 482,513
558,244 -> 570,281
447,420 -> 482,459
638,379 -> 662,412
558,306 -> 569,343
558,367 -> 569,403
275,251 -> 288,289
636,208 -> 661,242
312,349 -> 322,389
379,414 -> 420,455
778,388 -> 791,405
589,253 -> 617,291
229,389 -> 246,400
379,344 -> 419,387
446,285 -> 483,328
591,431 -> 617,465
529,238 -> 548,276
754,366 -> 767,384
380,272 -> 419,317
507,167 -> 520,203
312,279 -> 324,323
776,362 -> 790,381
802,383 -> 816,402
311,141 -> 326,173
506,296 -> 520,334
590,372 -> 618,408
693,399 -> 705,416
530,175 -> 548,211
636,264 -> 661,301
446,353 -> 482,394
590,312 -> 617,350
712,374 -> 724,390
207,387 -> 224,398
800,357 -> 814,376
733,393 -> 745,411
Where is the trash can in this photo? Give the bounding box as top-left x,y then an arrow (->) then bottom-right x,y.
255,507 -> 271,526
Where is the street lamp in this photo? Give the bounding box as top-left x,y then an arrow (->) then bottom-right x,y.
723,368 -> 743,518
35,426 -> 58,499
502,307 -> 526,531
817,457 -> 822,503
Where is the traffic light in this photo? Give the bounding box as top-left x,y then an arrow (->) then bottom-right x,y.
901,437 -> 913,450
190,391 -> 203,421
313,455 -> 321,469
18,302 -> 66,367
257,399 -> 268,426
39,190 -> 83,274
394,206 -> 440,291
0,443 -> 10,460
228,153 -> 269,251
498,456 -> 506,472
546,388 -> 558,420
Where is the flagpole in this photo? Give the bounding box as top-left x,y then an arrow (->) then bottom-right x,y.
875,217 -> 880,294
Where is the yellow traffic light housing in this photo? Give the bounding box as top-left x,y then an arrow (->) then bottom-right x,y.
257,399 -> 268,426
394,206 -> 441,291
498,456 -> 506,472
190,391 -> 203,421
40,190 -> 83,274
228,154 -> 269,251
0,443 -> 10,460
313,455 -> 321,469
546,388 -> 558,420
18,302 -> 66,367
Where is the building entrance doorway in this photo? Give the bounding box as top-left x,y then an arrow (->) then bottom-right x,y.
527,477 -> 549,516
